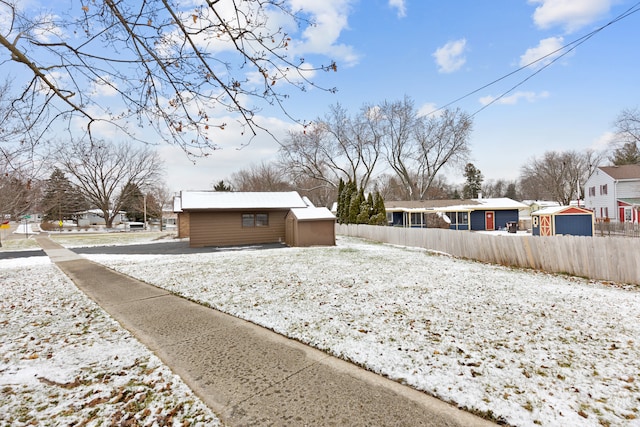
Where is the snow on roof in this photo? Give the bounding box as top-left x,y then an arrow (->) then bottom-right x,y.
289,207 -> 336,221
475,197 -> 529,209
532,206 -> 593,215
179,191 -> 308,210
433,197 -> 528,212
301,196 -> 315,207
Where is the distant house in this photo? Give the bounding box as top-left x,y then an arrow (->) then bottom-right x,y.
174,191 -> 335,248
584,165 -> 640,223
76,209 -> 126,226
385,197 -> 528,231
531,206 -> 594,236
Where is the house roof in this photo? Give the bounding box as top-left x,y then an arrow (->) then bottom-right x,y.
532,206 -> 593,216
599,164 -> 640,180
289,207 -> 336,221
434,197 -> 528,212
385,199 -> 479,210
618,198 -> 640,206
178,191 -> 308,211
386,198 -> 527,212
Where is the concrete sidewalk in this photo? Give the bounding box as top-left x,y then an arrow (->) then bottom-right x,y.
36,236 -> 496,427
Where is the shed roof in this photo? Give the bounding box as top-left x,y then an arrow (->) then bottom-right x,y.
289,207 -> 336,221
532,206 -> 593,216
178,191 -> 308,210
599,164 -> 640,180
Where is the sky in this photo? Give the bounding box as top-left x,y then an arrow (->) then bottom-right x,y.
5,0 -> 640,193
164,0 -> 640,192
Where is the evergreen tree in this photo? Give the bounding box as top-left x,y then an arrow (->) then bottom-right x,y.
356,192 -> 373,224
462,163 -> 483,199
504,183 -> 518,200
336,179 -> 345,223
348,184 -> 363,224
40,168 -> 88,221
120,182 -> 145,222
369,191 -> 387,225
610,142 -> 640,165
213,180 -> 232,191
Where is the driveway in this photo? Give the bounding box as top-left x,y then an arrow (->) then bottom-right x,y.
69,241 -> 288,255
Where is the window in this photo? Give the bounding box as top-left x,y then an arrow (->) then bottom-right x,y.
256,213 -> 269,226
242,214 -> 255,227
446,212 -> 456,225
410,212 -> 424,227
589,186 -> 596,197
457,212 -> 468,225
600,184 -> 608,195
242,213 -> 269,227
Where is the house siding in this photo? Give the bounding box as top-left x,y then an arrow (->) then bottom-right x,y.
177,212 -> 190,238
469,210 -> 518,231
617,180 -> 640,199
189,210 -> 288,247
584,170 -> 616,221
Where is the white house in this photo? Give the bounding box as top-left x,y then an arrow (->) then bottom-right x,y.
584,165 -> 640,223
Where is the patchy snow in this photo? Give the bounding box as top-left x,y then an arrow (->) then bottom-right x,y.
3,233 -> 640,426
81,236 -> 640,427
0,257 -> 221,426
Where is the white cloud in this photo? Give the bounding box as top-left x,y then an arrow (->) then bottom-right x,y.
31,13 -> 65,43
432,39 -> 467,74
519,36 -> 566,68
416,102 -> 440,118
591,131 -> 615,150
528,0 -> 612,33
388,0 -> 407,18
89,76 -> 119,97
479,90 -> 550,106
160,114 -> 294,192
287,0 -> 360,67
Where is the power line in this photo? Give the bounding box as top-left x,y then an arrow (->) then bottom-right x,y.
428,2 -> 640,117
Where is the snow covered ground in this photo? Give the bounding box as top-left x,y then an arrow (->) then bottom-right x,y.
0,256 -> 221,426
2,232 -> 640,426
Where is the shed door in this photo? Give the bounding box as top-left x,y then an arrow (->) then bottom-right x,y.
540,215 -> 552,236
485,211 -> 495,231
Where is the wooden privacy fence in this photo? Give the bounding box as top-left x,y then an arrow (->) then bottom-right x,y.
336,224 -> 640,286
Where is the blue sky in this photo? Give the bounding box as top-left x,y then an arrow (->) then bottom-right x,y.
6,0 -> 640,193
163,0 -> 640,192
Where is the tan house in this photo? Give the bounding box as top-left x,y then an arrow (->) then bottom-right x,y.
174,191 -> 335,248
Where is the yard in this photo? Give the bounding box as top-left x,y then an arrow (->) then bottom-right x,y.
2,232 -> 640,426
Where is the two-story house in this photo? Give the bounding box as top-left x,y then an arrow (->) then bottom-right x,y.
584,164 -> 640,223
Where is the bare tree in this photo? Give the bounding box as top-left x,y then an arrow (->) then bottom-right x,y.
278,103 -> 382,191
378,97 -> 472,200
519,150 -> 603,205
0,1 -> 337,155
229,161 -> 292,192
413,108 -> 472,199
54,140 -> 163,227
613,107 -> 640,146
